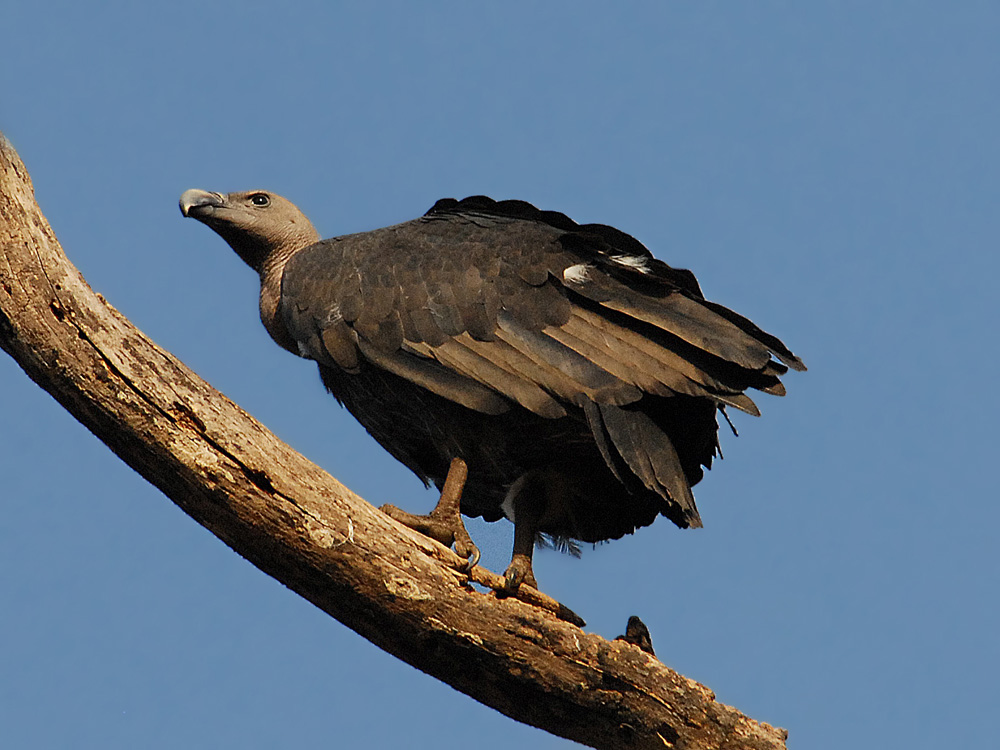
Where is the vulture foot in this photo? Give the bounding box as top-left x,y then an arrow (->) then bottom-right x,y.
498,473 -> 545,595
380,457 -> 480,572
500,553 -> 538,595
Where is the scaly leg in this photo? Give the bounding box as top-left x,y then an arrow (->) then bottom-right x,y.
501,475 -> 544,594
381,457 -> 480,570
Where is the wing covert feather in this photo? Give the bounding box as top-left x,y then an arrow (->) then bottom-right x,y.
279,208 -> 799,426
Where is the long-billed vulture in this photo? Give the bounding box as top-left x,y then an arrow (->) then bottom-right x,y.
179,190 -> 805,594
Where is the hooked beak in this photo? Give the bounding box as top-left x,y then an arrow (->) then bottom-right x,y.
179,189 -> 225,218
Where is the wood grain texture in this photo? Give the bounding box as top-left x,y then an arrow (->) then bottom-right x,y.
0,134 -> 787,750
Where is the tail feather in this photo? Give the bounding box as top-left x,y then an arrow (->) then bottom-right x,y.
592,402 -> 703,528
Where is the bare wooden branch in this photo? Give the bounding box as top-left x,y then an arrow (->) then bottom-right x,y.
0,134 -> 788,750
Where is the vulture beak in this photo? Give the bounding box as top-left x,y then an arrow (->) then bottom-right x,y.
179,189 -> 225,218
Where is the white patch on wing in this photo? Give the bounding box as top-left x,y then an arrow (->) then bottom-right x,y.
563,263 -> 593,284
296,340 -> 312,358
501,474 -> 529,522
610,254 -> 652,273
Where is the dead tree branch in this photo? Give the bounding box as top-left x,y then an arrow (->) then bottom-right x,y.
0,135 -> 787,750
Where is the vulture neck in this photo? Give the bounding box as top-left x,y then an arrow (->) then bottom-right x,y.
252,233 -> 320,356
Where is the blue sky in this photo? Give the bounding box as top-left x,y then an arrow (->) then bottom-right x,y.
2,3 -> 997,748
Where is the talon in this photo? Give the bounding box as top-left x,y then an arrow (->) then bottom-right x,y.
502,570 -> 521,594
379,459 -> 480,575
380,503 -> 454,547
501,554 -> 536,595
455,543 -> 481,572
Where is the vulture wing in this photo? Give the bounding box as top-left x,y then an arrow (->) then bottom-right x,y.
278,197 -> 803,527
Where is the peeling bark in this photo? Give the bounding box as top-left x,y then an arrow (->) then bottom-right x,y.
0,134 -> 787,750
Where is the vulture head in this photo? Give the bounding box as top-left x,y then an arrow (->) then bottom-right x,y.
179,189 -> 320,274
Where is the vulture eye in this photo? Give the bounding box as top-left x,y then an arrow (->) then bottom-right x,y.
250,193 -> 270,207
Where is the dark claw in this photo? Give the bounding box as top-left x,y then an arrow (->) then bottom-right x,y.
382,506 -> 477,572
379,458 -> 481,576
503,569 -> 521,594
501,554 -> 537,595
455,541 -> 481,572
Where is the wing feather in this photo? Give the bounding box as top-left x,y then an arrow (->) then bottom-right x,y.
443,334 -> 593,409
596,403 -> 702,528
561,307 -> 763,415
564,269 -> 774,371
427,339 -> 566,418
495,312 -> 641,406
280,208 -> 797,432
355,338 -> 509,415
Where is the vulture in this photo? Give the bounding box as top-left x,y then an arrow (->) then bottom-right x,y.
179,190 -> 804,594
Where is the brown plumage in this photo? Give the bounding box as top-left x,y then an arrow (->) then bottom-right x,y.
179,190 -> 805,593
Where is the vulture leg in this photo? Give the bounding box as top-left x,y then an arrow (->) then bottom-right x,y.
500,471 -> 558,594
381,457 -> 481,571
503,516 -> 540,593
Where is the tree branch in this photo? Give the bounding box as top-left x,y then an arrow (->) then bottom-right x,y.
0,134 -> 787,750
